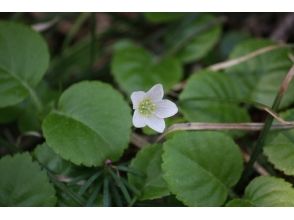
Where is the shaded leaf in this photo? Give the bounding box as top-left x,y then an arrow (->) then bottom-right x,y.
34,142 -> 74,175
129,144 -> 169,201
165,14 -> 221,63
0,153 -> 56,206
225,39 -> 293,108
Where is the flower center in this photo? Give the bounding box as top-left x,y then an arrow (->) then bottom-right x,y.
138,98 -> 156,116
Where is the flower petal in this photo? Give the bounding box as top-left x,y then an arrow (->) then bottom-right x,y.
132,110 -> 146,128
146,84 -> 164,102
146,115 -> 165,133
131,91 -> 146,109
155,99 -> 178,118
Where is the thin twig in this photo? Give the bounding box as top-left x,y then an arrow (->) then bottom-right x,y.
156,121 -> 294,142
208,44 -> 289,72
172,44 -> 292,92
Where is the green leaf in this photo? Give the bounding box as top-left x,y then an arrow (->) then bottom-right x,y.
42,81 -> 132,167
34,143 -> 75,175
165,14 -> 222,63
264,109 -> 294,176
0,21 -> 49,107
129,144 -> 169,201
179,70 -> 250,124
0,153 -> 56,206
18,82 -> 59,132
226,199 -> 253,207
111,40 -> 182,95
162,131 -> 243,206
225,39 -> 293,108
144,13 -> 186,23
235,176 -> 294,206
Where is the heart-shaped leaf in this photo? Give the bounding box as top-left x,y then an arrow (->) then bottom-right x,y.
0,153 -> 56,206
111,40 -> 182,95
129,144 -> 169,201
227,176 -> 294,207
0,21 -> 49,107
162,131 -> 243,206
42,81 -> 132,167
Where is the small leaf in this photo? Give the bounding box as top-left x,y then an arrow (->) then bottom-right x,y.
0,21 -> 49,107
165,14 -> 222,63
34,142 -> 75,175
42,81 -> 132,167
129,144 -> 169,201
162,131 -> 243,206
0,153 -> 57,206
111,40 -> 182,95
264,109 -> 294,176
234,176 -> 294,207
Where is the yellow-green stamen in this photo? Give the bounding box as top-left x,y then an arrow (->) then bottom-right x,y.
138,98 -> 156,116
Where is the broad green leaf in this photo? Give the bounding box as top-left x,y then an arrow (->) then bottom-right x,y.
42,81 -> 132,167
144,13 -> 186,23
232,176 -> 294,207
0,21 -> 49,107
111,40 -> 182,95
34,143 -> 74,175
162,131 -> 243,206
226,39 -> 293,108
129,144 -> 169,201
264,109 -> 294,176
0,153 -> 56,206
179,70 -> 250,124
165,14 -> 221,63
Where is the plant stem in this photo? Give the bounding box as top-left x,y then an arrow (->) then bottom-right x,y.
237,65 -> 294,189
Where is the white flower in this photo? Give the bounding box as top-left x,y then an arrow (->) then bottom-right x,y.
130,84 -> 178,133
